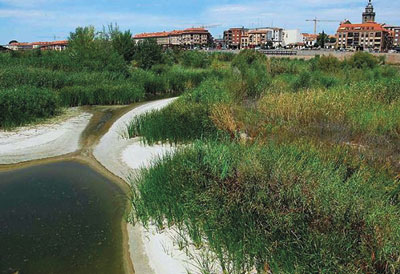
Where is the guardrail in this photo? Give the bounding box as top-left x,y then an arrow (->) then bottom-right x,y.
259,50 -> 298,56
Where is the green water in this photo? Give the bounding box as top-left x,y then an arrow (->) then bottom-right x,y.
0,161 -> 127,274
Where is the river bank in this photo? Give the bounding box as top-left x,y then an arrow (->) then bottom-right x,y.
0,98 -> 196,274
0,104 -> 139,274
0,108 -> 92,165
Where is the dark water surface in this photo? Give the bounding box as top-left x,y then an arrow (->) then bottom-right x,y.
0,161 -> 127,274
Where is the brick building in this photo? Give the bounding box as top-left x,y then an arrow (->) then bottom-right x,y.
223,27 -> 248,49
223,27 -> 284,49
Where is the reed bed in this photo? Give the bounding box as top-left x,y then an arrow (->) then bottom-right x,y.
128,51 -> 400,273
132,140 -> 400,273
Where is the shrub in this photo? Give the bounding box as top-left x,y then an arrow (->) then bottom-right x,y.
0,86 -> 59,127
132,39 -> 163,70
346,52 -> 379,69
269,58 -> 302,76
181,51 -> 211,68
211,52 -> 235,62
316,55 -> 342,72
291,71 -> 312,91
231,50 -> 271,98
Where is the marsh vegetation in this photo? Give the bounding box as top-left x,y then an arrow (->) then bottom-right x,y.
128,50 -> 400,273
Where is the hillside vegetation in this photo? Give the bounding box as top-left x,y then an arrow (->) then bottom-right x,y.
128,51 -> 400,273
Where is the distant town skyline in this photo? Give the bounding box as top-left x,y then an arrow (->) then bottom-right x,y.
0,0 -> 398,44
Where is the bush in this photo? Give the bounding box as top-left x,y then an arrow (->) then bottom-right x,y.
231,50 -> 271,98
132,39 -> 163,70
291,71 -> 312,91
181,51 -> 211,68
0,87 -> 59,127
316,55 -> 342,72
346,52 -> 379,69
211,52 -> 235,62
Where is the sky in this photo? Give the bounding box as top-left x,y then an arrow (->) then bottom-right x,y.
0,0 -> 399,44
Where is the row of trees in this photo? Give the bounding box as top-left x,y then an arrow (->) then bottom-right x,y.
67,24 -> 164,70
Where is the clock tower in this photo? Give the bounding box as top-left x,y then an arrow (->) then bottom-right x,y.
362,0 -> 376,23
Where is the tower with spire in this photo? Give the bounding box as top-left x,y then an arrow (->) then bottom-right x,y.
362,0 -> 376,23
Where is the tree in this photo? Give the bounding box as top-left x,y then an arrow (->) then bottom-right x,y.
100,23 -> 135,62
111,30 -> 135,62
67,25 -> 127,73
68,26 -> 96,60
316,31 -> 329,48
132,39 -> 163,70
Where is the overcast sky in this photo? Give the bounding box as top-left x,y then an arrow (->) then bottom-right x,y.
0,0 -> 398,44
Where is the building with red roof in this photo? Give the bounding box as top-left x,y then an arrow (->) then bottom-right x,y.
335,1 -> 391,52
7,40 -> 68,51
223,27 -> 248,49
133,28 -> 212,48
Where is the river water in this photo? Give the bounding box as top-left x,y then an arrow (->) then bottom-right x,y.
0,161 -> 127,274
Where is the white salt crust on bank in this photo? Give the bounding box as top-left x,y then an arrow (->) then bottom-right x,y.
0,109 -> 92,164
94,98 -> 218,274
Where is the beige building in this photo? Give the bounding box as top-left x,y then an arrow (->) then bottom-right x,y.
134,28 -> 212,48
241,35 -> 249,49
248,29 -> 272,47
336,22 -> 391,51
336,0 -> 392,52
7,41 -> 68,51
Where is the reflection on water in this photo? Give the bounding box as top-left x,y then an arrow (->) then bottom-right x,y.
0,161 -> 126,274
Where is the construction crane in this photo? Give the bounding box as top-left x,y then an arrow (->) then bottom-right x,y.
38,35 -> 64,41
193,24 -> 222,29
306,18 -> 341,35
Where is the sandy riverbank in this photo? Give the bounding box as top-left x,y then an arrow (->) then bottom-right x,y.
94,98 -> 213,274
0,98 -> 205,274
0,108 -> 92,164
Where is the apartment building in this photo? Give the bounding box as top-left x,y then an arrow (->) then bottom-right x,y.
181,28 -> 211,47
223,27 -> 284,49
336,22 -> 391,51
6,41 -> 68,51
134,28 -> 212,48
223,27 -> 248,49
248,29 -> 272,48
335,0 -> 392,52
241,35 -> 249,49
384,25 -> 400,47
